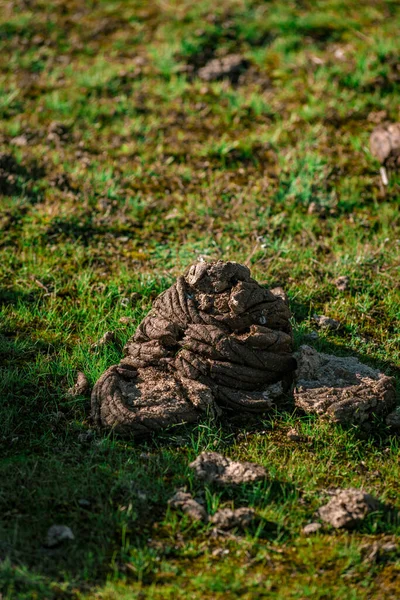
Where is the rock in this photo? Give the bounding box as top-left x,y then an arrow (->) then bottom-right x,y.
67,372 -> 90,397
313,315 -> 341,331
294,345 -> 396,426
45,525 -> 74,548
334,276 -> 350,291
386,407 -> 400,430
302,522 -> 322,535
318,488 -> 381,529
198,54 -> 249,83
168,490 -> 208,522
91,261 -> 295,434
91,331 -> 116,350
189,452 -> 267,485
210,507 -> 255,530
78,499 -> 91,509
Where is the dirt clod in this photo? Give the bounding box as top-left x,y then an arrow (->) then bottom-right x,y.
119,317 -> 134,325
91,261 -> 294,434
210,507 -> 255,530
67,372 -> 90,397
318,488 -> 381,529
197,55 -> 249,83
334,276 -> 350,291
302,522 -> 322,535
91,331 -> 116,350
312,315 -> 341,331
189,452 -> 267,485
168,491 -> 208,522
294,345 -> 396,426
287,427 -> 302,442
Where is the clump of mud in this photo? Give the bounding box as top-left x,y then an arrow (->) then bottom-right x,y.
91,261 -> 295,434
294,345 -> 396,425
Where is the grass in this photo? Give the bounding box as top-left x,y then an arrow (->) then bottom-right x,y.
0,0 -> 399,598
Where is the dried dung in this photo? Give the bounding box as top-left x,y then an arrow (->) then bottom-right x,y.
91,261 -> 295,434
294,345 -> 396,425
210,507 -> 255,530
168,491 -> 208,522
189,451 -> 267,485
198,55 -> 249,83
67,371 -> 90,397
318,488 -> 381,529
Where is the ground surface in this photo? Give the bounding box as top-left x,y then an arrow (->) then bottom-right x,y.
0,0 -> 399,598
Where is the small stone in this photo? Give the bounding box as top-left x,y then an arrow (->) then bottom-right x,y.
168,490 -> 208,522
302,522 -> 322,535
45,525 -> 74,548
334,276 -> 350,291
313,315 -> 341,331
78,499 -> 91,508
210,507 -> 255,530
189,452 -> 267,486
287,428 -> 302,442
67,372 -> 90,397
318,488 -> 381,529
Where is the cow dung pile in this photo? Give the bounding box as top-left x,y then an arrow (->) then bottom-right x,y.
91,261 -> 295,434
91,260 -> 396,434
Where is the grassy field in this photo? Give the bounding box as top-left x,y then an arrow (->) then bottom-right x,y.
1,0 -> 400,598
